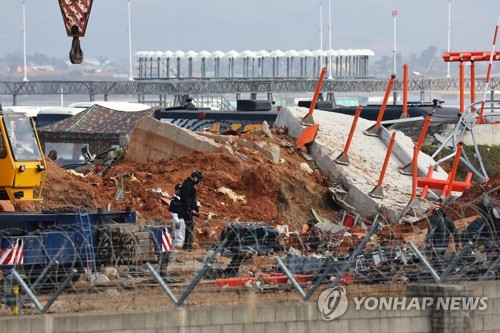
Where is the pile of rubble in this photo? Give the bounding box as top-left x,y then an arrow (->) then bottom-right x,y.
15,119 -> 333,244
9,108 -> 500,285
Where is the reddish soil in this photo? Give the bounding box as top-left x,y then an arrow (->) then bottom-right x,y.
10,129 -> 500,249
13,131 -> 334,245
3,128 -> 500,315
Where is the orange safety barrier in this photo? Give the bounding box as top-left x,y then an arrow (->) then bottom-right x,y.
471,61 -> 476,104
335,105 -> 363,165
302,67 -> 327,125
402,64 -> 409,118
420,165 -> 435,199
295,124 -> 319,149
416,175 -> 472,194
442,51 -> 500,62
443,44 -> 500,117
411,146 -> 419,200
400,113 -> 432,175
460,62 -> 465,113
364,74 -> 396,136
416,142 -> 472,196
375,74 -> 396,126
369,132 -> 397,199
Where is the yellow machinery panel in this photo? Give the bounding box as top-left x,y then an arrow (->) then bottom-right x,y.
0,112 -> 46,201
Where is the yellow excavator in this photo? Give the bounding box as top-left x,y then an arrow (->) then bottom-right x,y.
0,112 -> 46,201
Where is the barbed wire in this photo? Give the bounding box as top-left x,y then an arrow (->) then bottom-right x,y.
0,197 -> 498,315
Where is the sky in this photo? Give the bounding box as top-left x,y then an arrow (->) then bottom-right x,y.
0,0 -> 499,67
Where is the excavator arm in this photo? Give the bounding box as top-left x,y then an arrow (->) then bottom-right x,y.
58,0 -> 94,64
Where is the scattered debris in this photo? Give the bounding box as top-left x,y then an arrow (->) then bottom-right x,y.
216,187 -> 246,203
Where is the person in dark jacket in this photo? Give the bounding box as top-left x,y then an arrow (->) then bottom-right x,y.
180,170 -> 204,251
184,97 -> 196,110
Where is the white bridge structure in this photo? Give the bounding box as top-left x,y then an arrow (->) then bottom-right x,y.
135,49 -> 375,79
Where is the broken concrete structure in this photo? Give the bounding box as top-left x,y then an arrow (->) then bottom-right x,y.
126,116 -> 230,163
126,116 -> 281,164
275,107 -> 450,223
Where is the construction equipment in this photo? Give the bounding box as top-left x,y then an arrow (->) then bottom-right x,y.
0,111 -> 169,294
0,111 -> 46,201
0,208 -> 171,289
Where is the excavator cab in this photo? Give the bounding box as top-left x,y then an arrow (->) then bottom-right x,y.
0,112 -> 46,201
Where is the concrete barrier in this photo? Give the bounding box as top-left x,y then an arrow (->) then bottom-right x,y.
274,107 -> 449,222
1,280 -> 498,333
126,116 -> 230,163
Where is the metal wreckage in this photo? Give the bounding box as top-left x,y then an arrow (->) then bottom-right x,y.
1,111 -> 500,313
208,188 -> 500,289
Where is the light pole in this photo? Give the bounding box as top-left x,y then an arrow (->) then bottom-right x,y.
392,10 -> 398,76
319,0 -> 323,67
128,0 -> 134,81
446,0 -> 452,78
22,0 -> 28,82
328,0 -> 333,79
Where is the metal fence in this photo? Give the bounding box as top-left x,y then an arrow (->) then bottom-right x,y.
1,193 -> 498,316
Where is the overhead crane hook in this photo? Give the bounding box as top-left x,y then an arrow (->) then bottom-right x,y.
58,0 -> 93,65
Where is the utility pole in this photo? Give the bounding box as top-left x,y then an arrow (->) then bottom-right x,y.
392,10 -> 398,76
23,0 -> 29,82
319,0 -> 323,67
328,0 -> 333,79
128,0 -> 134,81
447,0 -> 452,78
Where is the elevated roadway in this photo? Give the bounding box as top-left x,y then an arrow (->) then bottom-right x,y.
0,77 -> 499,105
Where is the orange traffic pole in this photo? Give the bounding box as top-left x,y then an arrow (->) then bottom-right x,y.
402,64 -> 409,118
411,146 -> 419,200
399,113 -> 432,175
401,144 -> 422,216
420,165 -> 435,199
364,74 -> 396,136
459,62 -> 465,113
470,62 -> 476,104
445,142 -> 464,197
302,66 -> 327,124
335,105 -> 363,165
415,113 -> 432,150
375,74 -> 396,126
369,132 -> 397,199
479,16 -> 500,124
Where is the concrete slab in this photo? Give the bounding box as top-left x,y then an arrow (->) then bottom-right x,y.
275,107 -> 448,222
127,116 -> 225,164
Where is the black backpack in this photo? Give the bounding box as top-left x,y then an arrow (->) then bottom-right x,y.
168,196 -> 183,214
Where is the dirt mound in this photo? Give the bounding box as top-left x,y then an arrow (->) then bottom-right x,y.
13,128 -> 499,247
15,133 -> 333,237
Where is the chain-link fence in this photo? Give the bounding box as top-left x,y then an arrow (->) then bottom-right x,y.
0,191 -> 498,316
